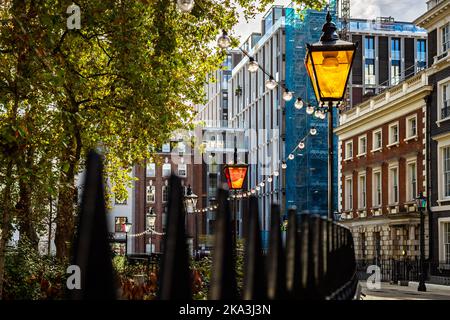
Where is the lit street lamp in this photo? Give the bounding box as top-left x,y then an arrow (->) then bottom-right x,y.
124,221 -> 132,257
305,11 -> 357,220
184,185 -> 199,255
416,192 -> 427,292
223,141 -> 248,246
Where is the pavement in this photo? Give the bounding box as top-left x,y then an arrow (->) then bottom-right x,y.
359,281 -> 450,300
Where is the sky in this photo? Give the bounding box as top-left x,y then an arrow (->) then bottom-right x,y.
234,0 -> 427,42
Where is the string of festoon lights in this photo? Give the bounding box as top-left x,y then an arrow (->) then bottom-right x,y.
177,0 -> 328,212
128,228 -> 166,238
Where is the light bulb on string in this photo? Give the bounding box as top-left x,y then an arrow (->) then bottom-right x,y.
247,57 -> 259,73
260,182 -> 265,187
282,162 -> 287,169
256,186 -> 260,191
251,189 -> 256,194
310,127 -> 318,136
273,171 -> 280,177
177,0 -> 195,12
265,76 -> 277,90
298,141 -> 305,149
319,111 -> 326,120
295,98 -> 304,110
267,177 -> 273,183
306,104 -> 315,115
217,30 -> 231,49
282,89 -> 293,102
288,153 -> 295,160
314,110 -> 322,118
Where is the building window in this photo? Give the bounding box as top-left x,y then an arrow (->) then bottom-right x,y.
441,83 -> 450,120
115,217 -> 128,232
178,164 -> 187,177
146,163 -> 156,177
162,163 -> 171,177
406,115 -> 417,138
345,177 -> 353,210
443,146 -> 450,198
443,23 -> 450,53
444,222 -> 450,263
391,38 -> 401,85
389,166 -> 399,204
146,185 -> 156,203
373,170 -> 382,207
361,233 -> 366,259
417,39 -> 426,70
373,129 -> 382,150
358,136 -> 367,155
162,185 -> 169,202
345,141 -> 353,160
374,232 -> 381,259
162,207 -> 168,233
407,161 -> 417,202
359,174 -> 366,209
364,36 -> 375,85
389,123 -> 399,145
162,143 -> 171,153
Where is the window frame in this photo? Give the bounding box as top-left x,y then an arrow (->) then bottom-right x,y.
388,122 -> 399,146
162,163 -> 172,177
388,164 -> 399,205
345,176 -> 353,211
358,135 -> 367,156
406,159 -> 417,202
405,114 -> 418,140
146,185 -> 156,203
437,77 -> 450,123
162,185 -> 169,203
358,173 -> 366,209
372,129 -> 382,151
146,163 -> 156,177
372,168 -> 382,207
178,163 -> 187,177
345,140 -> 353,160
114,217 -> 128,233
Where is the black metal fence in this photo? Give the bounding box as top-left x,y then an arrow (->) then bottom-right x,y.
356,258 -> 421,282
68,150 -> 359,300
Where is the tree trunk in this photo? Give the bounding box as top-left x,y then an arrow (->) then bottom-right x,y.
0,161 -> 14,300
55,159 -> 76,260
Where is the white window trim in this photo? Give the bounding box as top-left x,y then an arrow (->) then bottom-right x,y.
162,163 -> 171,177
372,168 -> 382,208
345,176 -> 353,211
178,164 -> 187,177
358,173 -> 366,209
371,129 -> 383,152
439,22 -> 450,56
406,158 -> 417,203
162,186 -> 168,203
405,114 -> 418,141
438,217 -> 450,263
388,163 -> 399,205
387,122 -> 400,147
345,141 -> 353,161
146,163 -> 156,177
146,185 -> 156,204
437,76 -> 450,124
357,135 -> 367,157
438,139 -> 450,202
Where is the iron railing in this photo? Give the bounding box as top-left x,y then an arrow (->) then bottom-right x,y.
68,150 -> 359,300
356,258 -> 422,282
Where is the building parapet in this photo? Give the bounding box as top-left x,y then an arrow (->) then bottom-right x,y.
339,72 -> 429,126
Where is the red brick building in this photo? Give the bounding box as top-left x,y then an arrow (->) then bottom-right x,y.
335,73 -> 432,260
133,139 -> 204,254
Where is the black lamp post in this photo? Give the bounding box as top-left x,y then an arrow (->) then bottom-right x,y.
146,209 -> 156,255
223,142 -> 248,246
416,192 -> 427,292
124,222 -> 132,257
184,185 -> 198,256
305,11 -> 358,220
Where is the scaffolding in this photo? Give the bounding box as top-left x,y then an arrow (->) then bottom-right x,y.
284,3 -> 338,216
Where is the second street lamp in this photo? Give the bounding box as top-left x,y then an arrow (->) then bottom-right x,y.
146,209 -> 156,255
305,11 -> 357,220
223,144 -> 248,247
416,192 -> 427,292
184,185 -> 199,256
124,221 -> 132,257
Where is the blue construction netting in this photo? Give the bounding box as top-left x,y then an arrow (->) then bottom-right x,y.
284,3 -> 338,217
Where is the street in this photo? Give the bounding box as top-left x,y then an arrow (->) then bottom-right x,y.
359,281 -> 450,300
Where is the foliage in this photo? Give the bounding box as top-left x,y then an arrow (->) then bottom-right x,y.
3,240 -> 67,300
